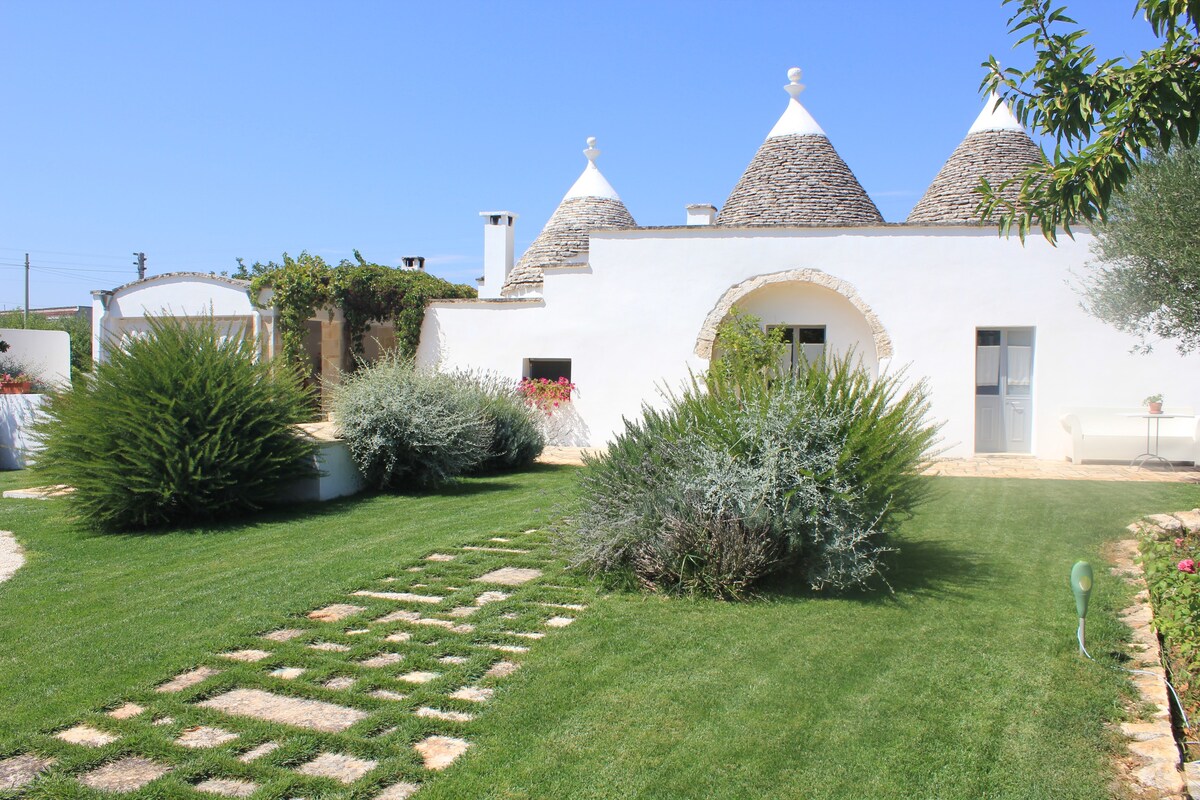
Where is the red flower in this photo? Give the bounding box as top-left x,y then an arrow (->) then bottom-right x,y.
1176,537 -> 1187,548
1179,559 -> 1196,574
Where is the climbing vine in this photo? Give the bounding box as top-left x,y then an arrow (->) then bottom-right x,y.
237,251 -> 476,376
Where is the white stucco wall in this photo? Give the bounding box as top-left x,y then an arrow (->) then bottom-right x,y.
421,225 -> 1200,460
0,328 -> 71,387
93,274 -> 258,364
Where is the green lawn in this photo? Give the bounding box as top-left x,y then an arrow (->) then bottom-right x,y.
1,468 -> 1196,799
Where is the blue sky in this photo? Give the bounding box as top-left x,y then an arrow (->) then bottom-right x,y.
0,1 -> 1160,309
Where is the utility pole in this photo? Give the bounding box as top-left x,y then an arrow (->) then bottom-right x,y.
133,251 -> 146,281
24,253 -> 29,328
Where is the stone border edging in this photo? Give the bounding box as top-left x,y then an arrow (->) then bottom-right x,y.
1118,513 -> 1199,798
0,530 -> 25,584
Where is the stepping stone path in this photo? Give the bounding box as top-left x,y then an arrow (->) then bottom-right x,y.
6,526 -> 591,795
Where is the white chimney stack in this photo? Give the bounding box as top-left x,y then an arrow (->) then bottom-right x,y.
686,204 -> 717,226
479,211 -> 518,298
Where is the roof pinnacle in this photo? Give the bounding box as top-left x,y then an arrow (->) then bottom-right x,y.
584,137 -> 599,163
784,67 -> 805,100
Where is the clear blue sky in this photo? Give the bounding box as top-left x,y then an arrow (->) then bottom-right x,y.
0,0 -> 1160,309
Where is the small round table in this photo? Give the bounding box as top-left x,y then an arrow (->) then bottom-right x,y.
1120,412 -> 1193,470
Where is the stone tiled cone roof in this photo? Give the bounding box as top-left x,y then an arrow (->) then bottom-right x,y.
502,196 -> 635,293
906,128 -> 1044,225
716,133 -> 883,226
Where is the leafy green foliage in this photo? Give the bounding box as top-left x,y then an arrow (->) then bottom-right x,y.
32,315 -> 318,531
1140,523 -> 1200,738
709,306 -> 788,386
982,0 -> 1200,240
0,310 -> 93,378
458,370 -> 545,473
235,251 -> 476,377
332,355 -> 493,489
1081,147 -> 1200,352
561,351 -> 940,598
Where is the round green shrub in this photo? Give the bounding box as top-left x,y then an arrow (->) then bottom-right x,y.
33,315 -> 318,531
332,356 -> 493,489
455,370 -> 544,473
560,352 -> 941,598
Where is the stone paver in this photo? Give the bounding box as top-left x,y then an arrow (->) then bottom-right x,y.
220,649 -> 272,662
107,702 -> 145,720
376,781 -> 422,800
545,616 -> 575,628
0,530 -> 24,584
56,724 -> 119,747
157,666 -> 221,693
376,609 -> 421,624
450,686 -> 493,703
385,631 -> 413,642
262,628 -> 306,642
369,689 -> 408,701
416,707 -> 474,723
439,655 -> 469,665
540,602 -> 587,611
322,676 -> 357,690
347,628 -> 371,635
507,631 -> 545,640
295,752 -> 378,784
425,553 -> 456,562
475,567 -> 542,586
413,618 -> 475,634
353,590 -> 444,604
270,666 -> 305,680
308,604 -> 367,622
447,606 -> 479,618
485,661 -> 520,678
474,591 -> 510,605
398,671 -> 440,684
198,688 -> 368,733
195,777 -> 258,797
413,736 -> 471,771
237,741 -> 280,762
78,757 -> 170,793
1,484 -> 74,500
0,754 -> 55,792
176,725 -> 239,749
462,546 -> 531,554
359,652 -> 404,668
485,643 -> 529,654
309,641 -> 351,652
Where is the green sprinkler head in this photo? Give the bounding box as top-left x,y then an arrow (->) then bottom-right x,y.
1071,561 -> 1093,619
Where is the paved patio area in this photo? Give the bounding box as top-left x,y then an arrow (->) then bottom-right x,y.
537,447 -> 1200,482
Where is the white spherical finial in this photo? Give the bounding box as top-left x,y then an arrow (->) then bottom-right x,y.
583,136 -> 600,164
784,66 -> 805,100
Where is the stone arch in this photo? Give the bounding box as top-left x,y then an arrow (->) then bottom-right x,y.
693,268 -> 893,360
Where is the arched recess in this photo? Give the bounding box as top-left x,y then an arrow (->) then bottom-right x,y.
693,268 -> 893,361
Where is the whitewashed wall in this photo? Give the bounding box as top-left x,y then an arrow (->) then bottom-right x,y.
0,328 -> 71,387
421,226 -> 1200,460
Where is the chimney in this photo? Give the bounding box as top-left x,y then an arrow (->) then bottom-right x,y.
479,211 -> 518,298
401,256 -> 426,270
686,204 -> 717,226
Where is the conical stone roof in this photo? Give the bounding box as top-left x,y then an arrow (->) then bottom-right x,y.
717,68 -> 883,227
503,138 -> 635,295
907,95 -> 1044,225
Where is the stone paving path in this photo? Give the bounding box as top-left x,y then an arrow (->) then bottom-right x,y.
536,447 -> 1200,482
0,526 -> 587,798
0,531 -> 23,584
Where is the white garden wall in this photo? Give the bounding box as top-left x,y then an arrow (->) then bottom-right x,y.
0,328 -> 71,387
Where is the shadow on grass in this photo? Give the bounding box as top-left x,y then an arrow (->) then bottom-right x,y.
754,535 -> 995,606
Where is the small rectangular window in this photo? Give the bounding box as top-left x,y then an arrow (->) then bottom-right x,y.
525,359 -> 571,382
766,325 -> 826,371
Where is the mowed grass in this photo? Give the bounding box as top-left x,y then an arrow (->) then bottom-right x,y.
2,468 -> 1198,798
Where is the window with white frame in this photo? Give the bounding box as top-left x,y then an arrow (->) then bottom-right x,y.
766,325 -> 827,371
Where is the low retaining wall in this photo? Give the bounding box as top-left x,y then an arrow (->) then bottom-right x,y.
0,395 -> 47,470
282,423 -> 365,502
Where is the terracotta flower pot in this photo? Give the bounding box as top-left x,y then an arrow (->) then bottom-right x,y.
0,382 -> 31,395
1149,401 -> 1163,414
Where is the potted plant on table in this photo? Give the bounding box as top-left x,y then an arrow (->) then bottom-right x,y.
1144,393 -> 1164,415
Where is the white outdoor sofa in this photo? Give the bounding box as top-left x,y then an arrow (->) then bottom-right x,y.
1060,406 -> 1199,464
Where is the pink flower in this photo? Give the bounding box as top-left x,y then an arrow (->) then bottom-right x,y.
1179,559 -> 1196,574
1176,537 -> 1187,548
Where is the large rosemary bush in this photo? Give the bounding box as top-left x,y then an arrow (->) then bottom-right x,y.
34,315 -> 317,530
333,356 -> 493,489
561,351 -> 939,598
456,370 -> 544,473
